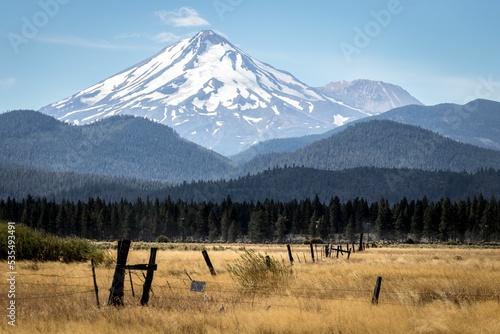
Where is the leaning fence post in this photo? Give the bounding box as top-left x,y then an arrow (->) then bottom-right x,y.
287,245 -> 294,265
128,269 -> 135,298
91,259 -> 100,309
265,255 -> 271,269
140,247 -> 158,306
202,250 -> 217,276
372,276 -> 382,305
310,243 -> 315,263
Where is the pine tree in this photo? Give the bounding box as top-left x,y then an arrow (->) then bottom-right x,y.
207,207 -> 220,242
423,205 -> 437,243
329,196 -> 342,235
248,209 -> 265,243
344,215 -> 356,243
411,200 -> 424,242
375,197 -> 392,240
275,215 -> 287,243
439,198 -> 453,242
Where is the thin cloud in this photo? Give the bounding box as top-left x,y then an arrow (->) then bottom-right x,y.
37,34 -> 140,50
0,77 -> 16,88
114,31 -> 180,44
151,32 -> 180,43
154,7 -> 210,27
114,32 -> 145,40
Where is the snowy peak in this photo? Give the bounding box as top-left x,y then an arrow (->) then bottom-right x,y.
39,31 -> 366,155
317,79 -> 423,114
192,29 -> 228,46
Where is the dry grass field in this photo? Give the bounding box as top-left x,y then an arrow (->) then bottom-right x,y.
2,244 -> 500,333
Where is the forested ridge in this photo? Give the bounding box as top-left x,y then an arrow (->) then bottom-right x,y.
0,110 -> 237,182
2,109 -> 500,244
1,193 -> 499,243
2,162 -> 500,203
3,110 -> 500,184
242,120 -> 500,174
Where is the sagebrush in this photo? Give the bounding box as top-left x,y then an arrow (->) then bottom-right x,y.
227,250 -> 294,293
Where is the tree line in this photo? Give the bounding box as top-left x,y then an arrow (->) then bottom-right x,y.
1,194 -> 499,244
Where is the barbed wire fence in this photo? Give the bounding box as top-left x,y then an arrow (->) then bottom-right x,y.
8,246 -> 500,310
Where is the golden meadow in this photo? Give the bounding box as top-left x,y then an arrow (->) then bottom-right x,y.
1,243 -> 499,334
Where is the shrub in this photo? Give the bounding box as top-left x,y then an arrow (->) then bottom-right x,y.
311,238 -> 324,244
303,238 -> 324,244
0,222 -> 104,263
227,250 -> 293,293
156,235 -> 170,243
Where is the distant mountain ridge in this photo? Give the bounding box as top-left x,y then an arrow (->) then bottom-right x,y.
242,119 -> 500,174
232,99 -> 500,163
372,99 -> 500,151
317,79 -> 423,114
2,110 -> 500,184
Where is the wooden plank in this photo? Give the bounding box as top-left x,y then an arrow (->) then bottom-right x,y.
124,264 -> 158,271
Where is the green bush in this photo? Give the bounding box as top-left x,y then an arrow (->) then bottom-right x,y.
227,250 -> 293,293
303,238 -> 324,245
156,235 -> 170,243
0,222 -> 104,263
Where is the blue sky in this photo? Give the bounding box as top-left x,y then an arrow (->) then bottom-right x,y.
1,0 -> 499,112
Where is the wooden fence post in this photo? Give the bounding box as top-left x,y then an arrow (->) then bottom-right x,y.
202,250 -> 217,276
91,259 -> 100,309
310,243 -> 315,263
287,245 -> 294,265
140,247 -> 157,306
108,239 -> 131,306
371,276 -> 382,305
128,270 -> 135,297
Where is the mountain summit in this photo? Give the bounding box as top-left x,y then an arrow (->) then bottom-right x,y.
39,30 -> 367,156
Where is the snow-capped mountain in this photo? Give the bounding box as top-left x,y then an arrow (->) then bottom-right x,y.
317,79 -> 423,114
39,30 -> 367,156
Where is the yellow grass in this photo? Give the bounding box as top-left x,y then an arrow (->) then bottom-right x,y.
2,245 -> 499,333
